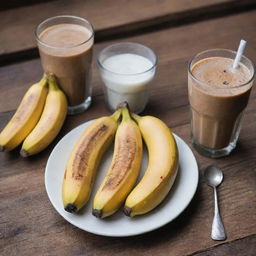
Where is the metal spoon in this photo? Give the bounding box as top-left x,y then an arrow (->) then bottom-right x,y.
204,165 -> 227,241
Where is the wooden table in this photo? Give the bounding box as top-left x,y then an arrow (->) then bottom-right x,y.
1,1 -> 256,255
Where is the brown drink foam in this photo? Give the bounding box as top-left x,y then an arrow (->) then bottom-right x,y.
192,57 -> 251,88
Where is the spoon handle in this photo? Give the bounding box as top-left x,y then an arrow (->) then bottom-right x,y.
211,187 -> 227,241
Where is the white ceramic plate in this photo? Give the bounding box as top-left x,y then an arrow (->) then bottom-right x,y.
45,120 -> 199,237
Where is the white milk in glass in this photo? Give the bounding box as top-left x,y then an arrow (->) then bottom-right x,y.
101,53 -> 155,113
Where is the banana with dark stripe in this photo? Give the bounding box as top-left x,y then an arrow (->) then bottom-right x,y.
92,106 -> 142,218
62,109 -> 122,213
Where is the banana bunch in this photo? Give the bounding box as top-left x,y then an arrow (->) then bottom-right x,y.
0,74 -> 67,156
62,102 -> 179,218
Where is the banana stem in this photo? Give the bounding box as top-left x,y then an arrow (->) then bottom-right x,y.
47,74 -> 59,91
131,113 -> 141,123
116,101 -> 128,110
39,74 -> 48,88
111,108 -> 122,121
122,107 -> 131,122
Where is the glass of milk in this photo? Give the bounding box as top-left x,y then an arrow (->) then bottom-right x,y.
97,42 -> 157,113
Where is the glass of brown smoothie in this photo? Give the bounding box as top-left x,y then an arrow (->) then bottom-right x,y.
36,15 -> 94,115
188,49 -> 254,158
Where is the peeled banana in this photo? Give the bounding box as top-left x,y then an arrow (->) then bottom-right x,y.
0,75 -> 48,152
20,74 -> 67,157
92,107 -> 143,218
124,114 -> 179,217
62,109 -> 122,213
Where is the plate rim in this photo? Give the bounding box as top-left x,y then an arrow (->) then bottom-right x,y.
45,120 -> 199,237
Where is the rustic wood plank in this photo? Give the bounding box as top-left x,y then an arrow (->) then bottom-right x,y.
1,10 -> 256,256
0,0 -> 55,11
1,0 -> 256,64
1,9 -> 256,113
190,235 -> 256,256
0,110 -> 255,256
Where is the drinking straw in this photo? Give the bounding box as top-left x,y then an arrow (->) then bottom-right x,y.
232,39 -> 247,72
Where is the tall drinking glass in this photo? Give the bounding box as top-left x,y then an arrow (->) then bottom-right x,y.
188,49 -> 254,158
36,15 -> 94,115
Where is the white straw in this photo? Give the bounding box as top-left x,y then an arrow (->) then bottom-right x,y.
232,39 -> 247,72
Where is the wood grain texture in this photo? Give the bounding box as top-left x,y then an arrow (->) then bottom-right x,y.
0,0 -> 55,11
1,9 -> 256,113
190,235 -> 256,256
1,10 -> 256,256
1,0 -> 256,64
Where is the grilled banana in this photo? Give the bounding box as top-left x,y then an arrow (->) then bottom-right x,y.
93,107 -> 143,218
62,109 -> 122,213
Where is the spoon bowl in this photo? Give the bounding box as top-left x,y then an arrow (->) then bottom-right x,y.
204,165 -> 223,188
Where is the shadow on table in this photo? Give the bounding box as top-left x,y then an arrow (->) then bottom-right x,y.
125,181 -> 202,243
75,177 -> 203,251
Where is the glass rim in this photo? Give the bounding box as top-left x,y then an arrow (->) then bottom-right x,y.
97,42 -> 158,76
188,48 -> 255,89
35,15 -> 94,49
